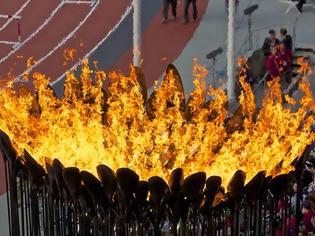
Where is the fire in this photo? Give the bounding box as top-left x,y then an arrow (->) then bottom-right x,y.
63,48 -> 77,66
0,58 -> 314,187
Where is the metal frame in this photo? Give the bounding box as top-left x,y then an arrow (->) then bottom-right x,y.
1,129 -> 313,236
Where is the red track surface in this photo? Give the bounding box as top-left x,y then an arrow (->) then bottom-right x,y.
0,0 -> 24,31
0,3 -> 90,78
35,0 -> 132,79
0,0 -> 132,81
0,0 -> 24,17
0,0 -> 60,57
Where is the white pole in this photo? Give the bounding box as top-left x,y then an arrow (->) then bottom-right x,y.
133,0 -> 141,67
227,0 -> 235,103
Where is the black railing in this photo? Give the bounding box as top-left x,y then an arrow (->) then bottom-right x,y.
0,129 -> 314,236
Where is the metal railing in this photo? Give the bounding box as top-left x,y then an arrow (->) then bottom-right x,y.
1,128 -> 314,236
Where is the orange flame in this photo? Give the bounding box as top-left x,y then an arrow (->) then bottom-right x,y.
0,59 -> 314,187
63,48 -> 77,66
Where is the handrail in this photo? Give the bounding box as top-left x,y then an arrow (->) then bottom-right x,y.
253,71 -> 269,93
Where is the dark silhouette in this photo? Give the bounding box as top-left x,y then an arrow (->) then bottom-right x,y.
262,29 -> 280,56
296,0 -> 305,12
162,0 -> 177,23
280,28 -> 293,50
184,0 -> 198,24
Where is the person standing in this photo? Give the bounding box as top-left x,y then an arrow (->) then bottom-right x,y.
262,29 -> 280,56
265,46 -> 280,81
301,200 -> 315,234
280,28 -> 293,50
184,0 -> 198,24
296,0 -> 305,12
279,42 -> 293,85
162,0 -> 177,23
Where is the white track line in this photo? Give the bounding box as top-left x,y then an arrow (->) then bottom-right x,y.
50,4 -> 133,86
0,14 -> 21,20
0,2 -> 65,64
0,0 -> 31,31
0,40 -> 19,45
63,0 -> 96,4
15,0 -> 100,81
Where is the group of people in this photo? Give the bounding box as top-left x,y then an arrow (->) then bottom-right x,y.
262,28 -> 293,84
162,0 -> 198,24
274,149 -> 315,235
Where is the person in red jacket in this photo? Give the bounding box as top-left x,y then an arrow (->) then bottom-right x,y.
279,42 -> 293,84
274,199 -> 296,236
301,200 -> 315,234
265,46 -> 280,81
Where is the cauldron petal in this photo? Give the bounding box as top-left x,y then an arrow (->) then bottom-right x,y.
227,170 -> 246,202
181,172 -> 206,205
116,168 -> 139,202
0,130 -> 18,162
204,176 -> 222,206
148,176 -> 170,206
24,150 -> 46,187
244,171 -> 266,203
63,167 -> 81,200
135,180 -> 149,207
81,170 -> 107,210
52,159 -> 69,199
269,174 -> 290,198
96,164 -> 117,201
168,168 -> 184,197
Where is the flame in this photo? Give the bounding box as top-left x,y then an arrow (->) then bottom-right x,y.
79,41 -> 84,48
20,57 -> 37,81
27,57 -> 36,68
0,58 -> 314,187
63,48 -> 77,66
297,57 -> 312,75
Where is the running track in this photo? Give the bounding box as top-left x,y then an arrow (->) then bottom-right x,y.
0,0 -> 210,195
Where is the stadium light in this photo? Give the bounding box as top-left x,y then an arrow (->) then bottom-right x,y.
206,47 -> 223,82
244,4 -> 259,51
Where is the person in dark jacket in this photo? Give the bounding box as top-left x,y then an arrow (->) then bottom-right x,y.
184,0 -> 197,24
262,29 -> 280,56
295,0 -> 305,12
162,0 -> 177,23
280,28 -> 293,50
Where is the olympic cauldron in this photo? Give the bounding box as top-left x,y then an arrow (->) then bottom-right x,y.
0,61 -> 314,236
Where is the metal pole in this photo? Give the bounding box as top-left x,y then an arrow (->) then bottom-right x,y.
212,58 -> 216,82
292,16 -> 298,51
133,0 -> 141,67
227,0 -> 236,104
248,15 -> 252,51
